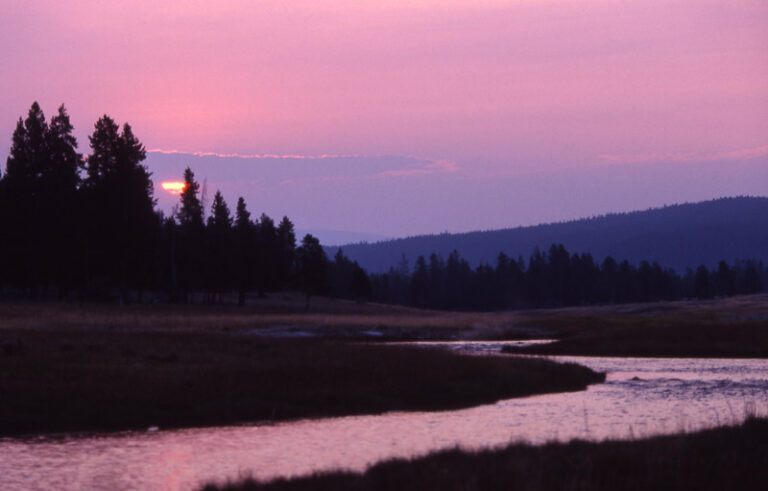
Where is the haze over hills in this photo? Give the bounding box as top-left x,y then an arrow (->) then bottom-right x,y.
296,229 -> 391,247
329,197 -> 768,274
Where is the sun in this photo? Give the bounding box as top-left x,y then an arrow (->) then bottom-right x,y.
161,181 -> 186,195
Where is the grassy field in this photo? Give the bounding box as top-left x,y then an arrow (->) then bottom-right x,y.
204,417 -> 768,491
505,294 -> 768,358
0,326 -> 603,436
0,296 -> 544,340
5,294 -> 767,346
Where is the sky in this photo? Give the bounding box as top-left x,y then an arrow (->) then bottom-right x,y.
1,0 -> 766,239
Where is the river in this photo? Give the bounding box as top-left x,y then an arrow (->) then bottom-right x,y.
2,342 -> 767,490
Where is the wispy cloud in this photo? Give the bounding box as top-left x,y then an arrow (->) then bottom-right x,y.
597,145 -> 768,164
146,148 -> 460,186
277,158 -> 459,186
377,159 -> 459,177
147,148 -> 361,160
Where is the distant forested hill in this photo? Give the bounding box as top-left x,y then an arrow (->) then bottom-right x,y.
329,197 -> 768,273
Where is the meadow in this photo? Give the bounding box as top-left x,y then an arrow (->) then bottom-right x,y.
504,294 -> 768,358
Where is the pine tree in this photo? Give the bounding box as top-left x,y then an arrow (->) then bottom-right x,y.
694,265 -> 712,299
255,213 -> 277,294
83,115 -> 157,301
208,191 -> 232,229
175,167 -> 205,301
234,197 -> 256,306
235,196 -> 251,228
45,105 -> 83,297
350,262 -> 372,301
330,248 -> 354,298
295,234 -> 329,310
205,190 -> 233,301
276,216 -> 296,289
177,167 -> 204,229
3,104 -> 49,295
409,256 -> 430,308
2,103 -> 82,297
86,115 -> 120,184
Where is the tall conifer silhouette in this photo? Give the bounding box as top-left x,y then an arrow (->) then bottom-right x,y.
234,196 -> 257,306
296,234 -> 328,310
175,167 -> 205,301
84,115 -> 157,301
205,190 -> 233,301
2,103 -> 81,297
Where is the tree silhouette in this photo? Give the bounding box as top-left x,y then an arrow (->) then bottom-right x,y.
205,190 -> 233,302
330,248 -> 354,299
295,234 -> 329,310
350,262 -> 372,301
177,168 -> 204,229
714,261 -> 735,297
234,197 -> 257,306
694,265 -> 712,299
46,105 -> 84,297
2,103 -> 82,298
367,243 -> 768,311
276,216 -> 297,289
743,260 -> 763,294
208,191 -> 232,228
176,167 -> 205,301
84,116 -> 157,302
3,103 -> 51,296
408,256 -> 429,308
255,213 -> 277,295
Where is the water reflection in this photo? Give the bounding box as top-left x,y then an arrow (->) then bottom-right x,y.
2,348 -> 767,491
389,339 -> 558,354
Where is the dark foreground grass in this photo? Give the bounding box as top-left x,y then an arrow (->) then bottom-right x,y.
204,417 -> 768,491
0,328 -> 603,436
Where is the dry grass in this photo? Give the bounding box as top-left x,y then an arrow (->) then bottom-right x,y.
3,293 -> 768,348
505,294 -> 768,358
0,297 -> 548,340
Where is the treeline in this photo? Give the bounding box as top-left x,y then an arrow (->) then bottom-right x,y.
0,102 -> 345,305
366,244 -> 765,311
1,102 -> 764,310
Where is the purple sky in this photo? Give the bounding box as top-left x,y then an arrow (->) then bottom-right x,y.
1,1 -> 766,237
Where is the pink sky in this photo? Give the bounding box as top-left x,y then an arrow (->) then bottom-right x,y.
1,1 -> 766,237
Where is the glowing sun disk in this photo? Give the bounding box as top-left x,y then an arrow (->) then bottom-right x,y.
161,181 -> 186,195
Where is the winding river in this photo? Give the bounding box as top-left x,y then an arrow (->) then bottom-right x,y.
2,342 -> 767,490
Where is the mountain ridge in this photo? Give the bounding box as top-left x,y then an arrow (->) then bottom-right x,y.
328,196 -> 768,273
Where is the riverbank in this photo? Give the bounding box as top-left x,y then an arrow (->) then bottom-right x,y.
0,298 -> 545,340
204,417 -> 768,491
504,294 -> 768,358
0,327 -> 603,436
4,294 -> 768,349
